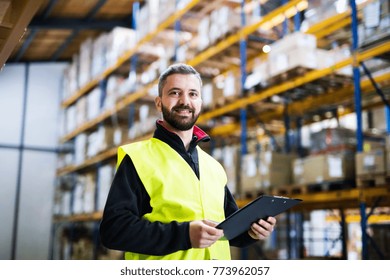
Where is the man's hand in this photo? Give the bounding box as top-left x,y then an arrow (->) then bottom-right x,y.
189,220 -> 224,248
248,216 -> 276,240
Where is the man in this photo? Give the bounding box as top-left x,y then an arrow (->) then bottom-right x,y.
99,63 -> 276,260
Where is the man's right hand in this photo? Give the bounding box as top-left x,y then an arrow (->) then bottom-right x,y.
189,220 -> 224,248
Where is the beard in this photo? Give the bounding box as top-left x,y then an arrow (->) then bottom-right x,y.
161,103 -> 200,131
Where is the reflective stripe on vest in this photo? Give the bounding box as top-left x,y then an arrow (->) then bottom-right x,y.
117,138 -> 231,260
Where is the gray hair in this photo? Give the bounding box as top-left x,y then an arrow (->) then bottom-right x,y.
158,63 -> 202,97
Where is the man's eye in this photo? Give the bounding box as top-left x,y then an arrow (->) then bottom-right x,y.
190,92 -> 199,97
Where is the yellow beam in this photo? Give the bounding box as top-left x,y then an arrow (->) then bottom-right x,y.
61,0 -> 202,108
296,187 -> 390,204
236,187 -> 390,208
326,214 -> 390,224
198,42 -> 390,123
209,71 -> 390,137
53,211 -> 103,223
306,10 -> 351,35
288,72 -> 390,116
314,17 -> 352,39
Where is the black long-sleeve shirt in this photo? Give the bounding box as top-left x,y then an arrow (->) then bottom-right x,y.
99,121 -> 256,256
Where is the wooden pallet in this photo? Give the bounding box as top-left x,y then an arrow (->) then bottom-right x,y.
356,173 -> 390,188
272,180 -> 356,196
240,190 -> 266,200
272,184 -> 310,196
267,66 -> 312,86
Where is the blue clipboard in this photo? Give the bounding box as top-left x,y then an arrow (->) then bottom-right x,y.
216,195 -> 302,240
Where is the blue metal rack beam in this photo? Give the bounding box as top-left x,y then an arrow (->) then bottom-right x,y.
239,0 -> 248,260
173,0 -> 181,63
350,0 -> 363,153
240,0 -> 248,156
350,0 -> 367,260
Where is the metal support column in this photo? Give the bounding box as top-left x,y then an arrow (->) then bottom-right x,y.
360,202 -> 368,259
340,208 -> 348,259
386,106 -> 390,134
173,0 -> 181,62
296,117 -> 303,157
284,100 -> 291,153
294,5 -> 301,31
350,0 -> 367,260
239,0 -> 248,260
350,0 -> 363,153
282,0 -> 289,36
286,212 -> 292,259
239,0 -> 248,156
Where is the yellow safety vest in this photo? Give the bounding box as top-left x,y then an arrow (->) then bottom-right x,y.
117,138 -> 231,260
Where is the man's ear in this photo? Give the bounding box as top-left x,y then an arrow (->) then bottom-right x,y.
155,96 -> 162,112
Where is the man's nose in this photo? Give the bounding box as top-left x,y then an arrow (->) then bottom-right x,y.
179,93 -> 190,105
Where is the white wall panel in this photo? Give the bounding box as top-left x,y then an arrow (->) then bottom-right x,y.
16,150 -> 56,259
24,64 -> 66,147
0,149 -> 19,259
0,63 -> 67,259
0,64 -> 24,145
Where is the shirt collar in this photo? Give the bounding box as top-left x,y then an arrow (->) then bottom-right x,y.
156,119 -> 210,144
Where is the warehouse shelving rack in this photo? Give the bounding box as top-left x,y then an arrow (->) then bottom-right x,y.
52,0 -> 390,260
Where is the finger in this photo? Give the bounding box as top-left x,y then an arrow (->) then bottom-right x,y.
202,220 -> 224,236
203,219 -> 218,227
248,228 -> 259,240
266,216 -> 277,226
258,219 -> 274,231
251,221 -> 273,237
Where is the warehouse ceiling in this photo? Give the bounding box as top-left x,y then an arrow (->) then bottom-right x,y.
0,0 -> 285,67
1,0 -> 139,66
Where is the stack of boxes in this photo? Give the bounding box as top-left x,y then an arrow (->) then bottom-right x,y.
197,5 -> 241,52
292,127 -> 356,189
61,26 -> 136,100
239,143 -> 294,197
212,145 -> 239,196
245,31 -> 353,94
240,152 -> 262,196
268,32 -> 318,79
355,134 -> 387,187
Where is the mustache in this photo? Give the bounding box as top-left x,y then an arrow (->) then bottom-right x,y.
172,105 -> 194,112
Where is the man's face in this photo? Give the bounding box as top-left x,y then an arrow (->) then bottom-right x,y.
155,74 -> 202,131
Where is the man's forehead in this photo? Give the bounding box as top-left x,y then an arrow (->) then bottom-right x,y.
165,74 -> 201,87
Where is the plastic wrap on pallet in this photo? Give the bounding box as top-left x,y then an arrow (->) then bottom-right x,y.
310,127 -> 357,154
300,0 -> 349,32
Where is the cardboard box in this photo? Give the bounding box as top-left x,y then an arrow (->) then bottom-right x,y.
269,32 -> 317,56
356,149 -> 386,176
258,151 -> 294,190
292,158 -> 305,185
240,153 -> 261,194
303,153 -> 355,184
